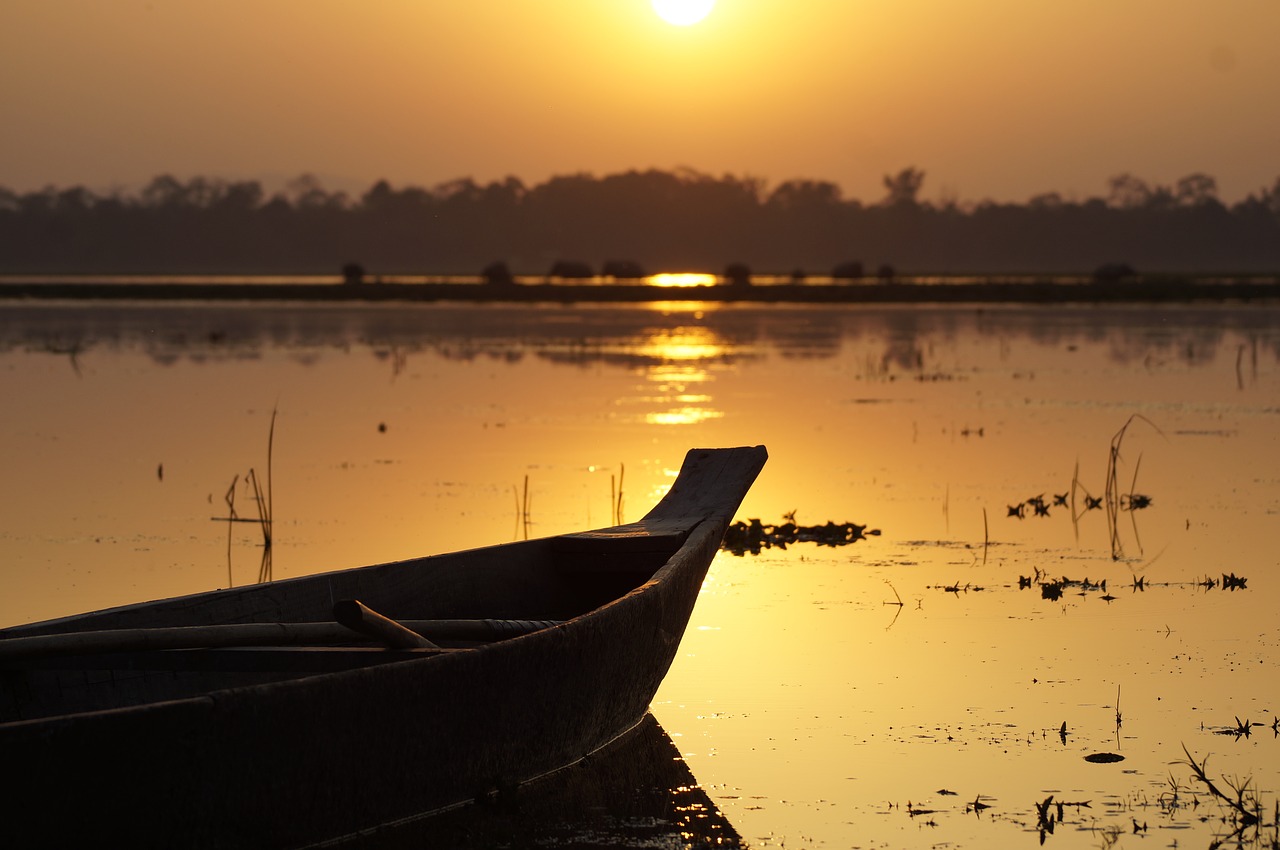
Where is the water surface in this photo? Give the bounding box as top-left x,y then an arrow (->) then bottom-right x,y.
2,300 -> 1277,848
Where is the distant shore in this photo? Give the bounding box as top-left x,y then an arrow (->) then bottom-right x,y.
2,276 -> 1279,305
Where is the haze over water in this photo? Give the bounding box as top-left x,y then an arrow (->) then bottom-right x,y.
2,299 -> 1277,847
5,0 -> 1280,845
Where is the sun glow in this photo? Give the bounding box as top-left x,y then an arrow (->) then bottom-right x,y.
650,0 -> 716,26
649,272 -> 718,287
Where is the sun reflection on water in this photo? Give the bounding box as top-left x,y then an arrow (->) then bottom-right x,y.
646,407 -> 724,426
633,324 -> 728,426
635,328 -> 724,363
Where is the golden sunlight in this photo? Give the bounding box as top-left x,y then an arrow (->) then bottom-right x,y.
638,333 -> 724,427
637,328 -> 723,362
650,0 -> 716,27
649,272 -> 718,287
646,407 -> 723,426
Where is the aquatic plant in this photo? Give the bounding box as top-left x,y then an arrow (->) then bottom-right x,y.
213,406 -> 276,586
720,514 -> 879,555
933,568 -> 1256,608
514,474 -> 531,540
1212,716 -> 1260,738
1177,744 -> 1263,830
1008,418 -> 1160,562
611,462 -> 625,526
1104,414 -> 1164,560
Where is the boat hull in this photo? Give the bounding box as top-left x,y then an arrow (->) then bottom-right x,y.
0,446 -> 766,848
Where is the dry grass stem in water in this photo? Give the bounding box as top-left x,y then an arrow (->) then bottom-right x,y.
212,407 -> 276,586
1104,414 -> 1163,560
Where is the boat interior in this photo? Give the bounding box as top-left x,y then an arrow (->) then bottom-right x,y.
0,522 -> 691,723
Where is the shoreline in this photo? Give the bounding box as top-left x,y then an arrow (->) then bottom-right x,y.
2,277 -> 1280,305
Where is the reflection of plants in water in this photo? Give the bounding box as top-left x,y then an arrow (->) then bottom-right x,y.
611,462 -> 625,526
513,474 -> 531,541
513,463 -> 627,541
41,340 -> 85,376
721,512 -> 880,556
931,566 -> 1251,604
1208,715 -> 1275,739
1104,414 -> 1163,560
1177,744 -> 1275,845
1003,416 -> 1161,561
1030,744 -> 1279,848
212,407 -> 276,586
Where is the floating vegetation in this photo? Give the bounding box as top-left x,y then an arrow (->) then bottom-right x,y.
1032,795 -> 1096,843
1006,483 -> 1152,520
1002,416 -> 1164,565
721,512 -> 880,556
927,566 -> 1250,605
1210,716 -> 1266,738
939,580 -> 985,594
1220,571 -> 1249,590
1029,569 -> 1250,600
1037,574 -> 1105,601
1005,492 -> 1069,519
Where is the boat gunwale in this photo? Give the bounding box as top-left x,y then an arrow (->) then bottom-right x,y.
0,513 -> 720,731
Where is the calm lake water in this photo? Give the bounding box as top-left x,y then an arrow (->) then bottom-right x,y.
2,299 -> 1278,848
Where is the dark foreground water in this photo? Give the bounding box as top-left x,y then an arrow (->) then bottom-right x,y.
1,300 -> 1277,848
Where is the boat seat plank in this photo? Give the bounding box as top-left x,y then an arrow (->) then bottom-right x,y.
7,645 -> 462,674
0,618 -> 565,663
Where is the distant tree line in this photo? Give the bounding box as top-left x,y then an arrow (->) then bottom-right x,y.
2,168 -> 1278,275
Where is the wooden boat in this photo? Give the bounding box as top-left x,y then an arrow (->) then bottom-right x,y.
0,445 -> 767,849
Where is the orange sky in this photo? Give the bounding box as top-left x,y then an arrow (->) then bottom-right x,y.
2,0 -> 1278,204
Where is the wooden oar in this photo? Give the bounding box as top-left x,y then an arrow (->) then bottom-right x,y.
0,616 -> 563,662
332,600 -> 439,649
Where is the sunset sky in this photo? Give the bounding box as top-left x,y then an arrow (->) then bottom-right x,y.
3,0 -> 1278,205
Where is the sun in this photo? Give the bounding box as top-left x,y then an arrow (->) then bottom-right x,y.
651,0 -> 716,27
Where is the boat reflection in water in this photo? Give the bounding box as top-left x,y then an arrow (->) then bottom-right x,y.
367,713 -> 741,849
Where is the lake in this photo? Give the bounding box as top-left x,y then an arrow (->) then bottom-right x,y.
2,298 -> 1277,848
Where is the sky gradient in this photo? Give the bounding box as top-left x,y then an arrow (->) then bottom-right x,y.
3,0 -> 1278,204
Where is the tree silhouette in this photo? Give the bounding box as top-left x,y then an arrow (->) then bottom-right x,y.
1174,173 -> 1219,207
1107,174 -> 1151,209
1,168 -> 1277,275
881,168 -> 926,207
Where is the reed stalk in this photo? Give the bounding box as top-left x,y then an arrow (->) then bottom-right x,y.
614,462 -> 625,525
1103,414 -> 1162,560
1178,744 -> 1261,827
981,506 -> 988,565
212,406 -> 276,586
513,474 -> 531,540
223,474 -> 239,587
